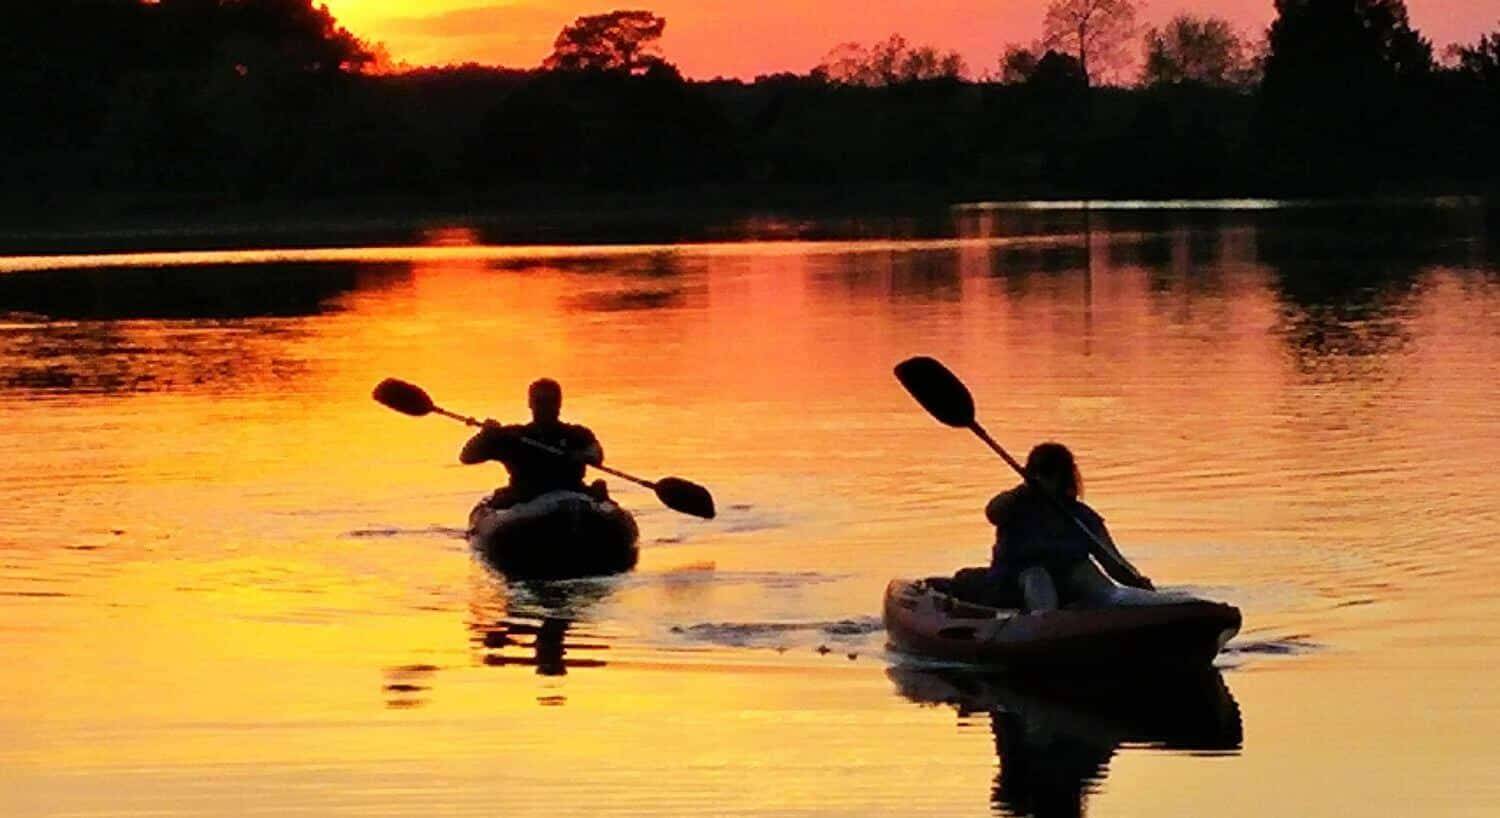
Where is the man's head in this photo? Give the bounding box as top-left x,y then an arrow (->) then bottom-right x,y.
528,378 -> 563,423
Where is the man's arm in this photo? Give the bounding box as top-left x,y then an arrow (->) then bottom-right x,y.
575,428 -> 603,467
459,422 -> 517,465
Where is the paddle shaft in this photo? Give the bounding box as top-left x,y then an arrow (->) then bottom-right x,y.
431,407 -> 659,491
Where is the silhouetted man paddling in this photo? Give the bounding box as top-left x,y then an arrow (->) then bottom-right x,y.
460,379 -> 605,507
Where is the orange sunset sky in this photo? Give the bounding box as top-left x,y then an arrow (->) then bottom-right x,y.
323,0 -> 1499,78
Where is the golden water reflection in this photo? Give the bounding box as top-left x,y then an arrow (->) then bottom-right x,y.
890,668 -> 1243,818
2,204 -> 1499,816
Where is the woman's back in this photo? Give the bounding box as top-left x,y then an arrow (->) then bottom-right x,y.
988,485 -> 1103,572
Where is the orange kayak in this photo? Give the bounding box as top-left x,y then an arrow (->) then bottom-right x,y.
883,577 -> 1241,670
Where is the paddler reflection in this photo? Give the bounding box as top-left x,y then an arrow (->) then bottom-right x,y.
889,667 -> 1243,818
469,579 -> 615,677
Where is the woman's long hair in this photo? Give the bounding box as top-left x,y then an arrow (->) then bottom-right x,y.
1024,442 -> 1084,500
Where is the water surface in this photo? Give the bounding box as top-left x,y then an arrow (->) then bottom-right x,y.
3,202 -> 1499,817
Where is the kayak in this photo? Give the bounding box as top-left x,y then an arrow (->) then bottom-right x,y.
883,577 -> 1240,670
468,490 -> 640,580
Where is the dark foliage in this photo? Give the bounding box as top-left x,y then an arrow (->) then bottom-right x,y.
1256,0 -> 1436,191
542,10 -> 668,74
1143,14 -> 1255,89
1,1 -> 1497,208
471,63 -> 739,188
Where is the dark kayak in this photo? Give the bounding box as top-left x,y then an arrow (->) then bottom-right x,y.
883,577 -> 1241,671
468,490 -> 640,580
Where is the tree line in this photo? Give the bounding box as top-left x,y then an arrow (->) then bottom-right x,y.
2,0 -> 1498,209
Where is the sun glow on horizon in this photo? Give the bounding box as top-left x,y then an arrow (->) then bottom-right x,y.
320,0 -> 1496,79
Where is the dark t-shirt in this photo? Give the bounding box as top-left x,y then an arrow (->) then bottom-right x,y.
465,421 -> 601,501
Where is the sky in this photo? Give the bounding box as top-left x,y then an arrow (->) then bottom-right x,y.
324,1 -> 1500,79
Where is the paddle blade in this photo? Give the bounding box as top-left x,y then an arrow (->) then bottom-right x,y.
655,477 -> 717,520
373,378 -> 435,417
894,356 -> 976,428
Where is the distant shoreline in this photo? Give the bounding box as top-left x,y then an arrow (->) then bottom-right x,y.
1,184 -> 1491,256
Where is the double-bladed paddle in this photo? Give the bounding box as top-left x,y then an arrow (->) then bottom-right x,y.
373,378 -> 716,520
893,356 -> 1138,576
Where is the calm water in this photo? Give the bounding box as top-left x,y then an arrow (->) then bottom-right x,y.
3,202 -> 1499,817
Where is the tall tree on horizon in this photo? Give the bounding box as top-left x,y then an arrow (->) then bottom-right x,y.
1451,25 -> 1500,84
542,10 -> 668,74
1042,0 -> 1139,85
1142,14 -> 1254,88
151,0 -> 374,74
1257,0 -> 1435,189
1263,0 -> 1432,82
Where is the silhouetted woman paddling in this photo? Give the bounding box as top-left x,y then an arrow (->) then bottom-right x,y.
985,442 -> 1153,612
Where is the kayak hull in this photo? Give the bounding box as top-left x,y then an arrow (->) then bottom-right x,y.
883,578 -> 1240,671
469,491 -> 640,580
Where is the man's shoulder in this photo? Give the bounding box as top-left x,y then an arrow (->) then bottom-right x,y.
528,422 -> 597,445
562,423 -> 597,441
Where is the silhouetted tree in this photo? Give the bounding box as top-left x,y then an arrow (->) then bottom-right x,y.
1142,15 -> 1254,89
1042,0 -> 1139,85
140,0 -> 373,76
1,1 -> 144,160
1007,50 -> 1093,183
1453,26 -> 1500,84
473,61 -> 737,188
1257,0 -> 1434,189
4,0 -> 1499,208
0,0 -> 375,194
1029,50 -> 1089,94
1438,24 -> 1500,188
816,35 -> 967,86
542,10 -> 667,74
998,44 -> 1041,84
1263,0 -> 1432,84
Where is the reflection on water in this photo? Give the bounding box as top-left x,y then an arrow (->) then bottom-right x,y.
0,319 -> 318,394
0,261 -> 408,319
382,663 -> 440,709
1257,221 -> 1435,359
477,617 -> 609,678
2,201 -> 1499,817
891,667 -> 1243,818
470,579 -> 618,678
0,261 -> 410,393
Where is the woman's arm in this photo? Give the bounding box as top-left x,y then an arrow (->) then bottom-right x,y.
986,486 -> 1024,526
1088,519 -> 1154,590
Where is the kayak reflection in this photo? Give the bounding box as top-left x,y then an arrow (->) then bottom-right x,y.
889,667 -> 1243,818
469,579 -> 616,677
